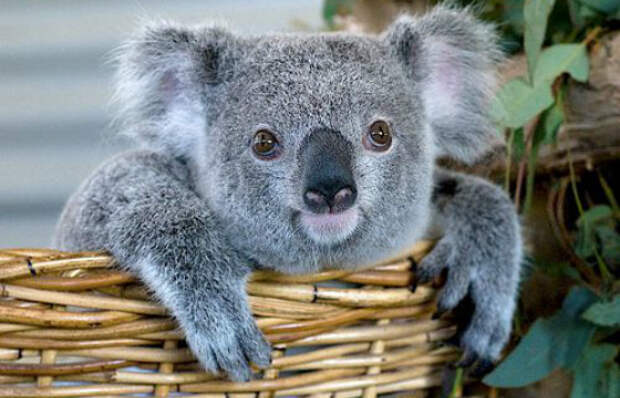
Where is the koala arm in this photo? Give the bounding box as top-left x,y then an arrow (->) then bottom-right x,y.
417,167 -> 522,375
54,150 -> 270,381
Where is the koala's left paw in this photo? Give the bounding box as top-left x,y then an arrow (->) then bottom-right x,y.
417,236 -> 517,377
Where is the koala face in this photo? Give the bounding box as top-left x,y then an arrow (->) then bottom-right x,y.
115,8 -> 500,271
185,35 -> 437,271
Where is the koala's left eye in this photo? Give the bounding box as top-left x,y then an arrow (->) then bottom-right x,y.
363,120 -> 392,152
252,129 -> 281,160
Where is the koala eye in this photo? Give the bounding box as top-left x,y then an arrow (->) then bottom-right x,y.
363,120 -> 392,152
252,129 -> 281,160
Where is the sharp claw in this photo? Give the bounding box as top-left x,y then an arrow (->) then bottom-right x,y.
415,271 -> 430,285
470,358 -> 495,378
431,340 -> 446,349
432,269 -> 448,288
431,305 -> 449,320
415,262 -> 436,285
454,350 -> 478,368
408,257 -> 420,292
417,268 -> 445,286
439,334 -> 461,348
408,256 -> 418,272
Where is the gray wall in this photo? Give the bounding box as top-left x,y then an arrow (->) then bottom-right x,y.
0,0 -> 323,247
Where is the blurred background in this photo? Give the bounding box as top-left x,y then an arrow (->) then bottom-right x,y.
0,0 -> 324,247
1,1 -> 618,397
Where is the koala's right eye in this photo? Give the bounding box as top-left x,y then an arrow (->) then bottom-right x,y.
363,120 -> 393,152
252,129 -> 281,160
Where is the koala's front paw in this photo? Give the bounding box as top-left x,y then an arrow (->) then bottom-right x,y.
184,304 -> 271,382
417,235 -> 518,377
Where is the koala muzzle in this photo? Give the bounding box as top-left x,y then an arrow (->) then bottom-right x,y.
300,128 -> 357,214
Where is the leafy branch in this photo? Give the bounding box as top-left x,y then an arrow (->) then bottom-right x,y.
483,1 -> 619,396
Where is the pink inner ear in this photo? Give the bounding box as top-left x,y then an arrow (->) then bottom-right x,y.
423,41 -> 461,120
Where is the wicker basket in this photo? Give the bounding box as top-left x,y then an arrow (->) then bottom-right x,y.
0,241 -> 459,397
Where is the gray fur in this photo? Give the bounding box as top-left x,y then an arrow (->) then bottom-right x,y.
420,169 -> 522,362
54,5 -> 521,380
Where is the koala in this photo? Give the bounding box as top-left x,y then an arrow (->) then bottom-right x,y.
54,5 -> 522,382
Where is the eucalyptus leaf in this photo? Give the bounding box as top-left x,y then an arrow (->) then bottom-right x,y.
575,205 -> 612,260
579,2 -> 602,18
534,44 -> 589,84
513,128 -> 526,161
504,0 -> 525,34
570,343 -> 618,398
534,259 -> 582,281
578,0 -> 620,14
577,205 -> 613,226
575,225 -> 596,259
568,0 -> 588,28
582,296 -> 620,327
601,362 -> 620,398
523,107 -> 556,212
524,0 -> 556,81
492,77 -> 554,128
596,225 -> 620,263
483,287 -> 598,387
322,0 -> 354,28
542,99 -> 565,143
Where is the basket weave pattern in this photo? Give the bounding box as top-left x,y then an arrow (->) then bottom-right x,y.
0,241 -> 458,397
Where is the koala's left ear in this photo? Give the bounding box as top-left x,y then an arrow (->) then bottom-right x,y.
384,6 -> 502,164
113,21 -> 238,158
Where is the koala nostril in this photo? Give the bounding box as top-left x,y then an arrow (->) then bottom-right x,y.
303,190 -> 329,214
303,186 -> 357,214
330,186 -> 357,213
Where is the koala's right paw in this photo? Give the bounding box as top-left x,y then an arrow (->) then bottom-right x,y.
416,233 -> 518,378
185,307 -> 271,382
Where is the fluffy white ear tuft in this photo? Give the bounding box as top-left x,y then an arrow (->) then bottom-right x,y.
112,21 -> 236,158
385,6 -> 503,164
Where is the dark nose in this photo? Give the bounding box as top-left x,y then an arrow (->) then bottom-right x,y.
300,128 -> 357,214
304,185 -> 357,214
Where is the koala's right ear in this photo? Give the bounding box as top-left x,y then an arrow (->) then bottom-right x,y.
384,6 -> 502,164
113,22 -> 237,158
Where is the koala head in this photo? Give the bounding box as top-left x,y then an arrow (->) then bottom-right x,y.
114,6 -> 500,272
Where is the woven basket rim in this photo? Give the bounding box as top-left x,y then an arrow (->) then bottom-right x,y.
0,240 -> 458,397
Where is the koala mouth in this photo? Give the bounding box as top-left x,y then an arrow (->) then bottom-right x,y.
298,208 -> 360,245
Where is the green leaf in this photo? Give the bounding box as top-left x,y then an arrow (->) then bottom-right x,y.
534,44 -> 590,85
570,343 -> 618,398
582,3 -> 603,18
523,105 -> 559,213
483,287 -> 598,387
524,0 -> 557,81
601,362 -> 620,398
575,205 -> 613,260
596,225 -> 620,263
577,205 -> 613,226
542,99 -> 565,143
582,295 -> 620,327
533,259 -> 583,281
578,0 -> 620,14
492,77 -> 554,128
504,0 -> 526,34
322,0 -> 355,28
512,128 -> 526,161
532,97 -> 565,148
568,0 -> 588,27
